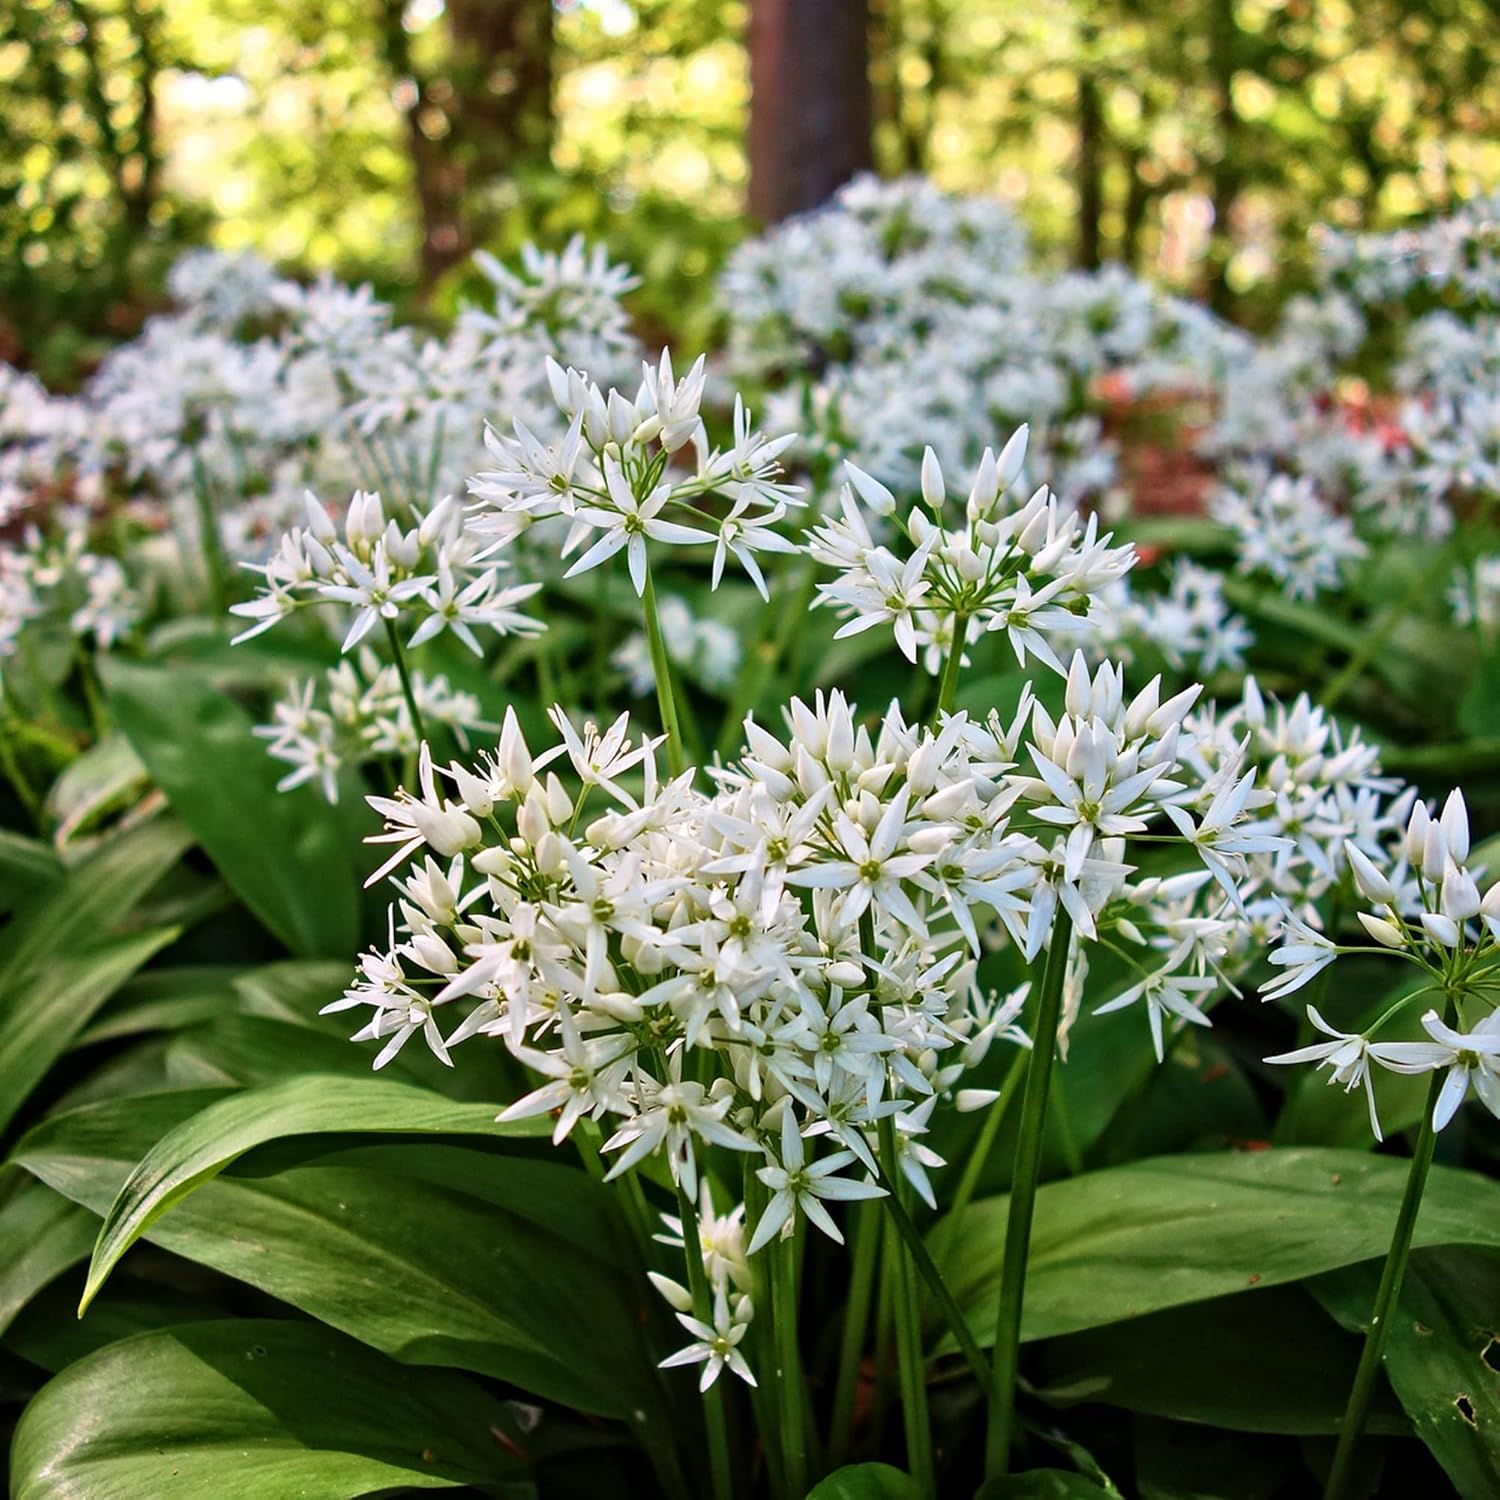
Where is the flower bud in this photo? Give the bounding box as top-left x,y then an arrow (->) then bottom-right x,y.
1344,841 -> 1396,905
1357,911 -> 1404,948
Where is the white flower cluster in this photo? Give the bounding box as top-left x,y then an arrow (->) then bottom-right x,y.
1211,469 -> 1366,601
809,427 -> 1135,674
255,649 -> 492,804
719,175 -> 1247,510
232,488 -> 543,653
468,351 -> 801,599
1265,790 -> 1500,1139
0,516 -> 143,680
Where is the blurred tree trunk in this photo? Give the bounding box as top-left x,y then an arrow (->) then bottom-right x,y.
1205,0 -> 1241,314
748,0 -> 873,224
380,0 -> 554,287
1076,57 -> 1103,268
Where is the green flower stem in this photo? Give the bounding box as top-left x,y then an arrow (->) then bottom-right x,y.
879,1114 -> 936,1499
828,1197 -> 881,1469
382,618 -> 428,746
871,1151 -> 990,1391
986,905 -> 1074,1479
771,1230 -> 808,1499
934,612 -> 970,717
741,1164 -> 787,1500
190,453 -> 231,619
936,1045 -> 1030,1268
641,562 -> 688,779
1323,1054 -> 1448,1500
675,1181 -> 735,1500
0,693 -> 40,827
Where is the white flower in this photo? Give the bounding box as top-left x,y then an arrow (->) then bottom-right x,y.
748,1106 -> 885,1253
658,1285 -> 756,1392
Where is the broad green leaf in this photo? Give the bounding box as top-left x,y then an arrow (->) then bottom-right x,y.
5,1278 -> 225,1374
43,733 -> 150,847
806,1463 -> 920,1499
81,1072 -> 546,1310
1131,1417 -> 1292,1500
0,926 -> 178,1134
100,657 -> 360,957
15,1091 -> 668,1424
1311,1248 -> 1500,1498
0,814 -> 188,992
0,1178 -> 97,1338
977,1472 -> 1109,1498
1032,1287 -> 1407,1435
0,830 -> 61,915
936,1149 -> 1500,1348
9,1319 -> 531,1499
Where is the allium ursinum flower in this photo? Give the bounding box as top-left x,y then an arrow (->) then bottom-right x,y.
336,695 -> 1051,1268
809,427 -> 1135,673
1263,788 -> 1500,1137
255,650 -> 492,803
1450,554 -> 1500,633
1211,470 -> 1366,601
469,236 -> 639,373
0,519 -> 143,665
231,488 -> 542,651
467,353 -> 801,599
1176,676 -> 1410,919
1124,560 -> 1254,676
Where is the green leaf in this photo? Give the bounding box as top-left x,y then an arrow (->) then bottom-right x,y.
976,1472 -> 1109,1498
1310,1248 -> 1500,1498
936,1149 -> 1500,1348
806,1463 -> 920,1499
99,657 -> 360,957
0,814 -> 189,993
43,733 -> 150,846
0,926 -> 179,1135
15,1091 -> 668,1423
80,1072 -> 547,1311
1032,1287 -> 1408,1435
9,1319 -> 531,1499
0,1178 -> 97,1338
0,830 -> 61,915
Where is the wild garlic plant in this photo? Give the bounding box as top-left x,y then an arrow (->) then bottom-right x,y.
1263,787 -> 1500,1500
467,349 -> 801,775
313,345 -> 1315,1498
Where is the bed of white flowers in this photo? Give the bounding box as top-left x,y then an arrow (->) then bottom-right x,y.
2,181 -> 1499,1500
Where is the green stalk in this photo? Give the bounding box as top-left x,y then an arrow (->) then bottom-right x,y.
936,1045 -> 1030,1267
190,453 -> 231,619
934,612 -> 970,717
879,1114 -> 936,1498
742,1164 -> 786,1500
1323,1057 -> 1447,1499
772,1232 -> 808,1498
828,1197 -> 881,1468
382,618 -> 428,745
641,562 -> 688,778
0,693 -> 41,827
675,1181 -> 735,1500
871,1152 -> 990,1390
985,906 -> 1074,1478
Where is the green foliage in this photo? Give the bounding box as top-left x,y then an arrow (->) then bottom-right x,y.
9,1320 -> 534,1498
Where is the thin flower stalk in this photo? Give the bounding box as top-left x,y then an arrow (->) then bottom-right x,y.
641,561 -> 688,778
986,905 -> 1075,1478
1322,1014 -> 1449,1500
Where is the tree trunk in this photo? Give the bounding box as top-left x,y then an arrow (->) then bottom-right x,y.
379,0 -> 554,288
1076,66 -> 1103,268
748,0 -> 874,224
1205,0 -> 1241,314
